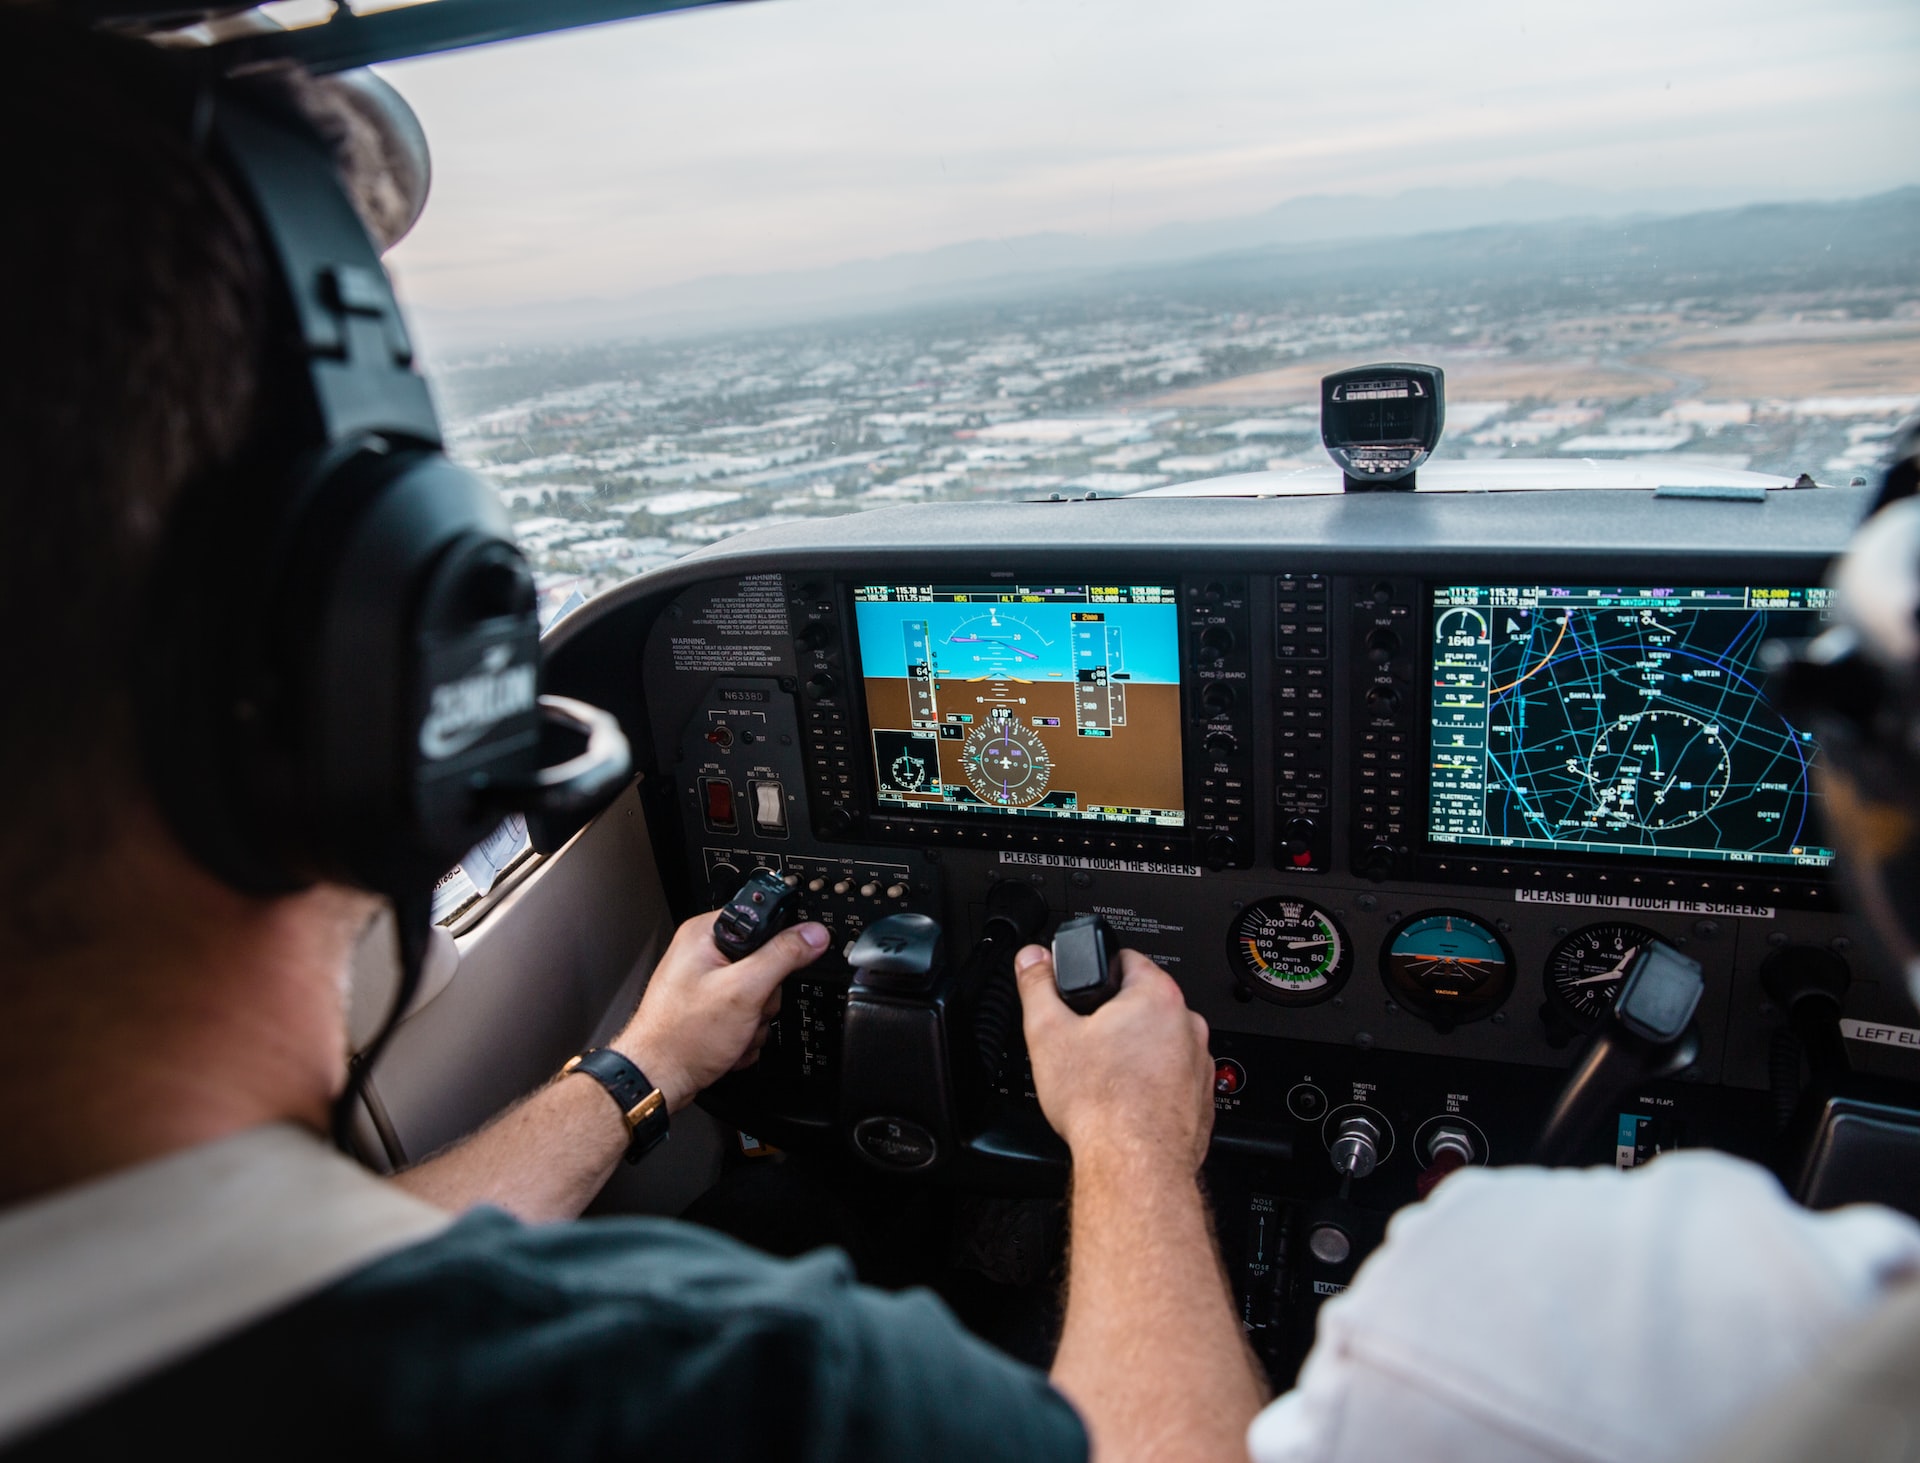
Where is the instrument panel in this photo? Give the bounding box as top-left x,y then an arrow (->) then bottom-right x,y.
543,484 -> 1919,1380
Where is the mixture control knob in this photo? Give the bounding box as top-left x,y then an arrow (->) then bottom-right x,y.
1360,842 -> 1398,883
1329,1115 -> 1383,1180
1200,681 -> 1237,715
1366,628 -> 1401,665
803,671 -> 839,701
1198,626 -> 1235,664
1425,1123 -> 1476,1168
1204,730 -> 1240,756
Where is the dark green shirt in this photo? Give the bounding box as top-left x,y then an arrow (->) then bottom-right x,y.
11,1209 -> 1089,1461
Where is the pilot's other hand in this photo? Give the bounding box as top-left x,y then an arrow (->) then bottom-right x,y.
613,912 -> 829,1112
1015,944 -> 1214,1176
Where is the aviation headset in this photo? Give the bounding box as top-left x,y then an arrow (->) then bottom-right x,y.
1777,415 -> 1920,1008
124,50 -> 630,1146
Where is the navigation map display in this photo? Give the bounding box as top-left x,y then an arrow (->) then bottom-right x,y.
852,583 -> 1184,827
1429,586 -> 1835,868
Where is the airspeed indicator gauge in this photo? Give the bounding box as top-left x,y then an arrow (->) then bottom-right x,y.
1544,922 -> 1659,1033
1229,898 -> 1352,1006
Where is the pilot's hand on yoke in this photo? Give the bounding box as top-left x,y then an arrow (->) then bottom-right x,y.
613,912 -> 830,1112
1015,944 -> 1214,1176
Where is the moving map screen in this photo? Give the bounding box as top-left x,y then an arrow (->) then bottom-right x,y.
852,583 -> 1185,827
1429,586 -> 1835,868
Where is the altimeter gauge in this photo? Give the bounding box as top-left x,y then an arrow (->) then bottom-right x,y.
962,714 -> 1052,807
1544,922 -> 1658,1033
1229,898 -> 1352,1006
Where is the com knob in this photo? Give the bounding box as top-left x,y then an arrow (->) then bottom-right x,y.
803,670 -> 839,701
1197,626 -> 1235,665
1329,1115 -> 1383,1180
1366,629 -> 1401,665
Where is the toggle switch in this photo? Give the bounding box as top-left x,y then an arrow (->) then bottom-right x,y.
750,780 -> 787,835
701,777 -> 737,832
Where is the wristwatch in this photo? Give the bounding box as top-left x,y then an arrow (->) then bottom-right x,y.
562,1048 -> 670,1163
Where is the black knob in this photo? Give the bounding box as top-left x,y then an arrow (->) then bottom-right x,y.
818,803 -> 854,836
1204,730 -> 1240,756
795,622 -> 833,652
804,671 -> 839,701
1371,582 -> 1394,607
1205,833 -> 1240,869
707,861 -> 742,906
1198,580 -> 1228,605
1198,626 -> 1235,664
1284,817 -> 1319,857
1360,842 -> 1397,882
1366,629 -> 1401,665
1364,686 -> 1401,716
1200,682 -> 1236,715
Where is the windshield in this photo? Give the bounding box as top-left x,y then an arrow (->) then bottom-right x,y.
377,0 -> 1920,618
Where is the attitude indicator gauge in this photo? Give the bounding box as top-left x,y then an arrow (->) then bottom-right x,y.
962,714 -> 1053,807
1381,911 -> 1515,1026
1544,922 -> 1658,1033
1229,898 -> 1352,1006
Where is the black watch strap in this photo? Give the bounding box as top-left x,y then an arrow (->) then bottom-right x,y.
562,1048 -> 670,1164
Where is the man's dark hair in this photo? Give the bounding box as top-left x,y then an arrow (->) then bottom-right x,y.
0,10 -> 268,950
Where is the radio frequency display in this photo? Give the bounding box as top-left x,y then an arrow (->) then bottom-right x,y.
1428,586 -> 1835,867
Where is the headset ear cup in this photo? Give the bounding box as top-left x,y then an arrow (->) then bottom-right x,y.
297,451 -> 539,896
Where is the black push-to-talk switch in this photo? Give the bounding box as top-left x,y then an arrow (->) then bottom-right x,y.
712,869 -> 799,961
1052,913 -> 1122,1014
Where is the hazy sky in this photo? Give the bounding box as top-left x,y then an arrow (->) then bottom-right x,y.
379,0 -> 1920,312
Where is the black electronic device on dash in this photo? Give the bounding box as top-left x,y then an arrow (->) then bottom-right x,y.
1053,914 -> 1123,1014
712,869 -> 799,961
1321,362 -> 1445,491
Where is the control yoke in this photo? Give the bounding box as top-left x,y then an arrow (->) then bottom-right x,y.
1533,940 -> 1705,1165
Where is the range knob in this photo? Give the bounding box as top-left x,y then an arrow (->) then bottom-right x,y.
1329,1115 -> 1383,1180
1359,842 -> 1398,882
803,671 -> 839,701
1197,626 -> 1235,664
1366,628 -> 1401,665
1204,833 -> 1240,869
1200,682 -> 1237,716
1204,730 -> 1240,756
1364,686 -> 1402,716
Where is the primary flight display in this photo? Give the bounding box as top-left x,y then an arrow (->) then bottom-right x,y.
852,583 -> 1185,827
1428,586 -> 1835,868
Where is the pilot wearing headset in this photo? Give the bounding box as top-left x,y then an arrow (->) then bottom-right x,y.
1243,424 -> 1920,1463
0,13 -> 1262,1460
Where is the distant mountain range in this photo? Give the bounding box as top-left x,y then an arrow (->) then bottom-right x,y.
409,182 -> 1920,357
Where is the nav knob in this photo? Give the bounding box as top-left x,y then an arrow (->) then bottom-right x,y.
795,622 -> 832,652
1366,629 -> 1401,665
1330,1115 -> 1383,1180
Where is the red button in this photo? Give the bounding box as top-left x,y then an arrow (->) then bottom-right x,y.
1214,1059 -> 1246,1096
